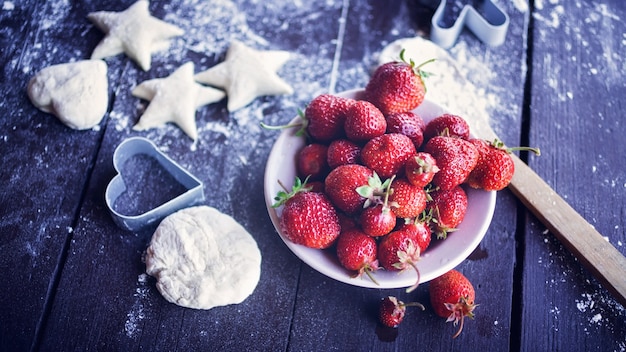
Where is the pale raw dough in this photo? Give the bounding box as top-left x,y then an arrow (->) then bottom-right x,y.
194,40 -> 293,111
27,60 -> 108,130
132,62 -> 225,140
145,206 -> 262,310
87,0 -> 184,71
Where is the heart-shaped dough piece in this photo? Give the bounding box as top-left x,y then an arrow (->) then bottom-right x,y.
27,60 -> 108,130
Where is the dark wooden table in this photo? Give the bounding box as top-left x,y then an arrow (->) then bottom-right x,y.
1,0 -> 625,351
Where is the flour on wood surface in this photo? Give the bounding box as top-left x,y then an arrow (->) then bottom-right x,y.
3,1 -> 15,10
124,273 -> 150,338
108,0 -> 339,148
145,206 -> 261,310
539,230 -> 626,336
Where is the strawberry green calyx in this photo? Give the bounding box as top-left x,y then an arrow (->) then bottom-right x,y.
356,173 -> 395,208
381,175 -> 398,213
444,296 -> 478,339
392,239 -> 422,293
407,209 -> 433,226
415,155 -> 439,175
355,261 -> 380,286
378,296 -> 425,328
431,205 -> 459,239
272,176 -> 312,208
399,48 -> 435,92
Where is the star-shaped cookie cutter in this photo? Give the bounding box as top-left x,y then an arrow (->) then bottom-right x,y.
430,0 -> 509,49
105,137 -> 205,231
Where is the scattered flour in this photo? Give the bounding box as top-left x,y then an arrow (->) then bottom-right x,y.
40,0 -> 70,31
575,291 -> 626,328
124,273 -> 151,338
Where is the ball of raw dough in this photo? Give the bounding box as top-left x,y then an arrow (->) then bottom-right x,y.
145,206 -> 262,310
27,60 -> 108,130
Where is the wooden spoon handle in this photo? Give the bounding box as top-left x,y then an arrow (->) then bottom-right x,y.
509,155 -> 626,307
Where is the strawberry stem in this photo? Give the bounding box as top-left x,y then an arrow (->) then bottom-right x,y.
363,267 -> 380,286
508,146 -> 541,156
403,301 -> 426,311
490,138 -> 541,156
405,260 -> 421,293
260,109 -> 309,137
452,315 -> 465,339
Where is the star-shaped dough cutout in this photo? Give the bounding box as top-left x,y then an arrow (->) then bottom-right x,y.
87,0 -> 184,71
195,40 -> 294,111
132,62 -> 225,140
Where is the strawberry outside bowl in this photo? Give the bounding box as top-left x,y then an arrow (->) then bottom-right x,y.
264,89 -> 496,289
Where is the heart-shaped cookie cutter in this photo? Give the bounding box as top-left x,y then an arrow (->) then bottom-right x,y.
105,137 -> 205,231
430,0 -> 509,49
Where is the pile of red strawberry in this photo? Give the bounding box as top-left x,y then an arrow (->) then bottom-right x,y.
273,51 -> 526,285
271,50 -> 535,336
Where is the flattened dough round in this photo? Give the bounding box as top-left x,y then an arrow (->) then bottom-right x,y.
145,206 -> 261,309
27,60 -> 108,130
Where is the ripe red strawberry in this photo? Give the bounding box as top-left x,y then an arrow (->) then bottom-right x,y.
385,111 -> 426,149
327,139 -> 361,168
324,164 -> 373,214
405,152 -> 439,188
423,113 -> 471,142
359,177 -> 396,237
361,133 -> 417,179
335,229 -> 379,284
296,143 -> 329,181
396,214 -> 432,253
360,204 -> 396,237
344,100 -> 387,142
305,94 -> 353,142
423,135 -> 479,190
429,269 -> 477,338
262,95 -> 351,140
428,186 -> 468,239
377,229 -> 422,292
388,178 -> 427,219
365,50 -> 434,115
378,296 -> 425,328
466,138 -> 541,191
274,178 -> 340,249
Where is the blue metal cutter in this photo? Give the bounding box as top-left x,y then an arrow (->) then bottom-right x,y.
430,0 -> 509,48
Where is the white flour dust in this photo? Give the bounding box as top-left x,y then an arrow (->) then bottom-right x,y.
124,273 -> 151,338
538,229 -> 626,340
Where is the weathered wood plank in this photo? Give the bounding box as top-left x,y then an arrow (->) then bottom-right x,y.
523,0 -> 626,350
0,1 -> 112,350
288,0 -> 528,350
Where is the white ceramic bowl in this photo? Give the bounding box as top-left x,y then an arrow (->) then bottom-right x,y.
264,89 -> 496,289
